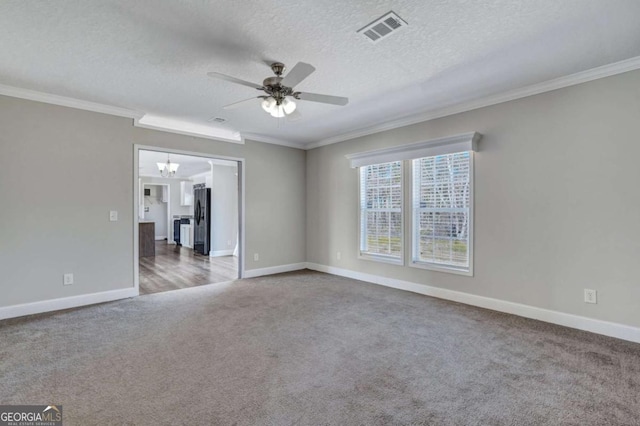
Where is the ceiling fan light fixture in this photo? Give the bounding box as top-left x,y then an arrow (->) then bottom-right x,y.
282,98 -> 296,114
261,97 -> 276,113
270,104 -> 285,118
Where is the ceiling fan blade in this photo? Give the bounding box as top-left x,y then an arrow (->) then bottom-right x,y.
223,97 -> 262,110
207,72 -> 263,90
285,109 -> 303,122
297,92 -> 349,106
281,62 -> 316,88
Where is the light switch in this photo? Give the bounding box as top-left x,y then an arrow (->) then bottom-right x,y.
63,273 -> 74,286
109,211 -> 118,222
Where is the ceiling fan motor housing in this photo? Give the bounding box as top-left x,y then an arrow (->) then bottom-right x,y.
262,75 -> 293,105
270,62 -> 286,76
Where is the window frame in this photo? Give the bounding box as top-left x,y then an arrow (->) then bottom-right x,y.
357,161 -> 405,265
409,152 -> 474,276
346,132 -> 480,275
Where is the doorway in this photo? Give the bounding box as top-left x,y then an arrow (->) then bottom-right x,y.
134,146 -> 244,295
141,183 -> 170,243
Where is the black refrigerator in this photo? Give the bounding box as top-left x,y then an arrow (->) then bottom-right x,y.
193,187 -> 211,255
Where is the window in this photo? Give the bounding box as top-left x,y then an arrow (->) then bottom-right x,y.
359,161 -> 403,262
412,151 -> 472,274
347,132 -> 480,273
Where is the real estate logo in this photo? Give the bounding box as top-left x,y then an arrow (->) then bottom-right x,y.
0,405 -> 62,426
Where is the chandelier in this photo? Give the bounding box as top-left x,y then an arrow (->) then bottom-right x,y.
157,155 -> 179,178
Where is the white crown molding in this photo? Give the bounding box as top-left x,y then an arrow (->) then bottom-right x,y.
305,55 -> 640,150
345,131 -> 481,168
0,84 -> 244,145
4,55 -> 640,151
244,262 -> 307,278
0,287 -> 138,321
242,133 -> 306,149
305,263 -> 640,344
134,115 -> 243,144
0,83 -> 144,119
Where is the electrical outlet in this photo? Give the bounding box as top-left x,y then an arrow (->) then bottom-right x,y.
337,251 -> 341,260
253,253 -> 259,261
227,240 -> 232,247
63,273 -> 74,286
109,210 -> 118,222
584,289 -> 597,304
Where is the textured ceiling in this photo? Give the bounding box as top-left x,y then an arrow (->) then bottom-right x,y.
2,0 -> 640,146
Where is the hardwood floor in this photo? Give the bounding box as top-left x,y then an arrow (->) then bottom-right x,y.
139,241 -> 238,295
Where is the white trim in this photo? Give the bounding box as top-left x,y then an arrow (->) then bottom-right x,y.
134,145 -> 246,289
0,83 -> 143,119
0,84 -> 245,145
154,236 -> 167,241
357,161 -> 405,265
346,132 -> 480,168
306,55 -> 640,149
136,145 -> 244,166
244,262 -> 307,278
210,249 -> 234,257
305,263 -> 640,344
242,133 -> 306,149
0,288 -> 137,321
134,115 -> 244,144
409,261 -> 472,276
409,151 -> 475,277
3,56 -> 639,151
238,160 -> 246,278
358,253 -> 404,266
134,148 -> 140,294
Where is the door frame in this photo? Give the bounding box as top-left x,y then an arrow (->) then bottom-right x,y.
133,144 -> 246,296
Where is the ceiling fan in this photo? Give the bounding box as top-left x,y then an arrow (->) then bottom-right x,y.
207,62 -> 349,119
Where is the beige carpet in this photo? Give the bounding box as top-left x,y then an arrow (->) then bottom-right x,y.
1,270 -> 639,425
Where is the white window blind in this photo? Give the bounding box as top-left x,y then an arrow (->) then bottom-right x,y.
412,152 -> 472,272
359,161 -> 403,261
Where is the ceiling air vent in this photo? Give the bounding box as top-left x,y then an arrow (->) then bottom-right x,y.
357,11 -> 407,44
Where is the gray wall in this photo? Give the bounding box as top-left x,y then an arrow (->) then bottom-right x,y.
210,164 -> 238,254
0,95 -> 306,308
3,69 -> 638,329
307,69 -> 640,328
139,176 -> 193,241
142,184 -> 168,238
246,140 -> 307,266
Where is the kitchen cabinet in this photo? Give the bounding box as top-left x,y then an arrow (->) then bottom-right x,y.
139,222 -> 155,257
180,224 -> 192,248
180,181 -> 193,206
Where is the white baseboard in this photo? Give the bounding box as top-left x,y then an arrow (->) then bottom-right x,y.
210,249 -> 234,257
306,263 -> 640,344
0,287 -> 138,321
244,262 -> 307,279
155,236 -> 167,241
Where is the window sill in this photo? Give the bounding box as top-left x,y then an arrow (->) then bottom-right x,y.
358,253 -> 404,266
409,261 -> 473,276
